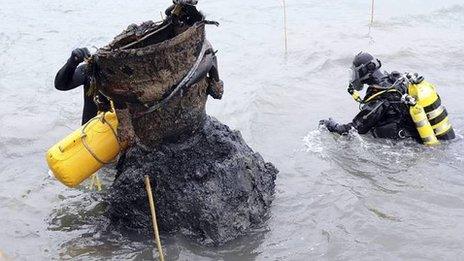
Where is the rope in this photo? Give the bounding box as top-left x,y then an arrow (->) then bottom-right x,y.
81,112 -> 122,165
88,173 -> 102,191
79,112 -> 120,191
370,0 -> 375,25
282,0 -> 288,55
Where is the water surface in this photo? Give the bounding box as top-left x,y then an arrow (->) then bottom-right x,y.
1,0 -> 464,260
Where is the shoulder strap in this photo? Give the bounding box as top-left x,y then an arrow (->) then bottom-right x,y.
363,88 -> 400,103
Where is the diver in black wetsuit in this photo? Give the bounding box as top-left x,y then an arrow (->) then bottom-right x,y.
55,47 -> 111,125
320,52 -> 455,142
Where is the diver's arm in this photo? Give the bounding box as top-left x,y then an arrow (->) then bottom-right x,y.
55,64 -> 88,91
320,100 -> 387,135
54,48 -> 90,91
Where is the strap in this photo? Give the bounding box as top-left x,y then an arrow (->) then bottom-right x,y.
134,41 -> 209,118
363,88 -> 400,103
362,101 -> 385,120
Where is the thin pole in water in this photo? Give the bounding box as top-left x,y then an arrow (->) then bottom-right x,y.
282,0 -> 288,55
370,0 -> 375,25
145,175 -> 165,261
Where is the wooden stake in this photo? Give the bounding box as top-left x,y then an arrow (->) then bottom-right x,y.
282,0 -> 288,55
370,0 -> 375,25
145,175 -> 165,261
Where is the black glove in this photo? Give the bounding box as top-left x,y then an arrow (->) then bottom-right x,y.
173,0 -> 198,5
166,0 -> 198,15
69,48 -> 90,65
165,4 -> 176,16
319,118 -> 338,132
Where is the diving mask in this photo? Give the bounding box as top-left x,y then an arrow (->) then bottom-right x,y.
349,58 -> 382,91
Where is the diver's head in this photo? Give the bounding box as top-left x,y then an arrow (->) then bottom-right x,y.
349,52 -> 383,91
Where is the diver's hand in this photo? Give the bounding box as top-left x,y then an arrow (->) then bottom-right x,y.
165,4 -> 176,16
69,48 -> 91,65
173,0 -> 198,5
207,78 -> 224,100
166,0 -> 198,16
319,118 -> 338,132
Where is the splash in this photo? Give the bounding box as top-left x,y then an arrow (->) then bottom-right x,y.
302,127 -> 457,176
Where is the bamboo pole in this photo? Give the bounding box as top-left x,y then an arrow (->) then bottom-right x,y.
370,0 -> 375,25
282,0 -> 288,55
144,175 -> 165,261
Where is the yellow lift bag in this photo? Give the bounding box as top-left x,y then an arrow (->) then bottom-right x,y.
46,111 -> 123,188
408,80 -> 454,145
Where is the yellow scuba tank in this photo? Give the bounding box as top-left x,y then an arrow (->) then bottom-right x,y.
409,103 -> 439,146
46,111 -> 124,188
407,78 -> 454,145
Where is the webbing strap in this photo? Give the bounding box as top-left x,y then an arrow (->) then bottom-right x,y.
363,88 -> 400,103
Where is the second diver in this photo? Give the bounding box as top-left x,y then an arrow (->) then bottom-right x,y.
320,52 -> 455,144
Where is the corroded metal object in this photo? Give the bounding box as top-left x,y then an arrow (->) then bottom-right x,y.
91,12 -> 223,148
94,3 -> 278,245
96,21 -> 206,104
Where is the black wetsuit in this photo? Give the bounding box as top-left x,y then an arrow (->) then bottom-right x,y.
326,72 -> 420,141
55,60 -> 109,125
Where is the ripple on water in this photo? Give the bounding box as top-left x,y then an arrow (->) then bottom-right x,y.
303,127 -> 464,193
2,0 -> 464,259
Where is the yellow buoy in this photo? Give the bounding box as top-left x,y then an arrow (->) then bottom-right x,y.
46,111 -> 124,188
